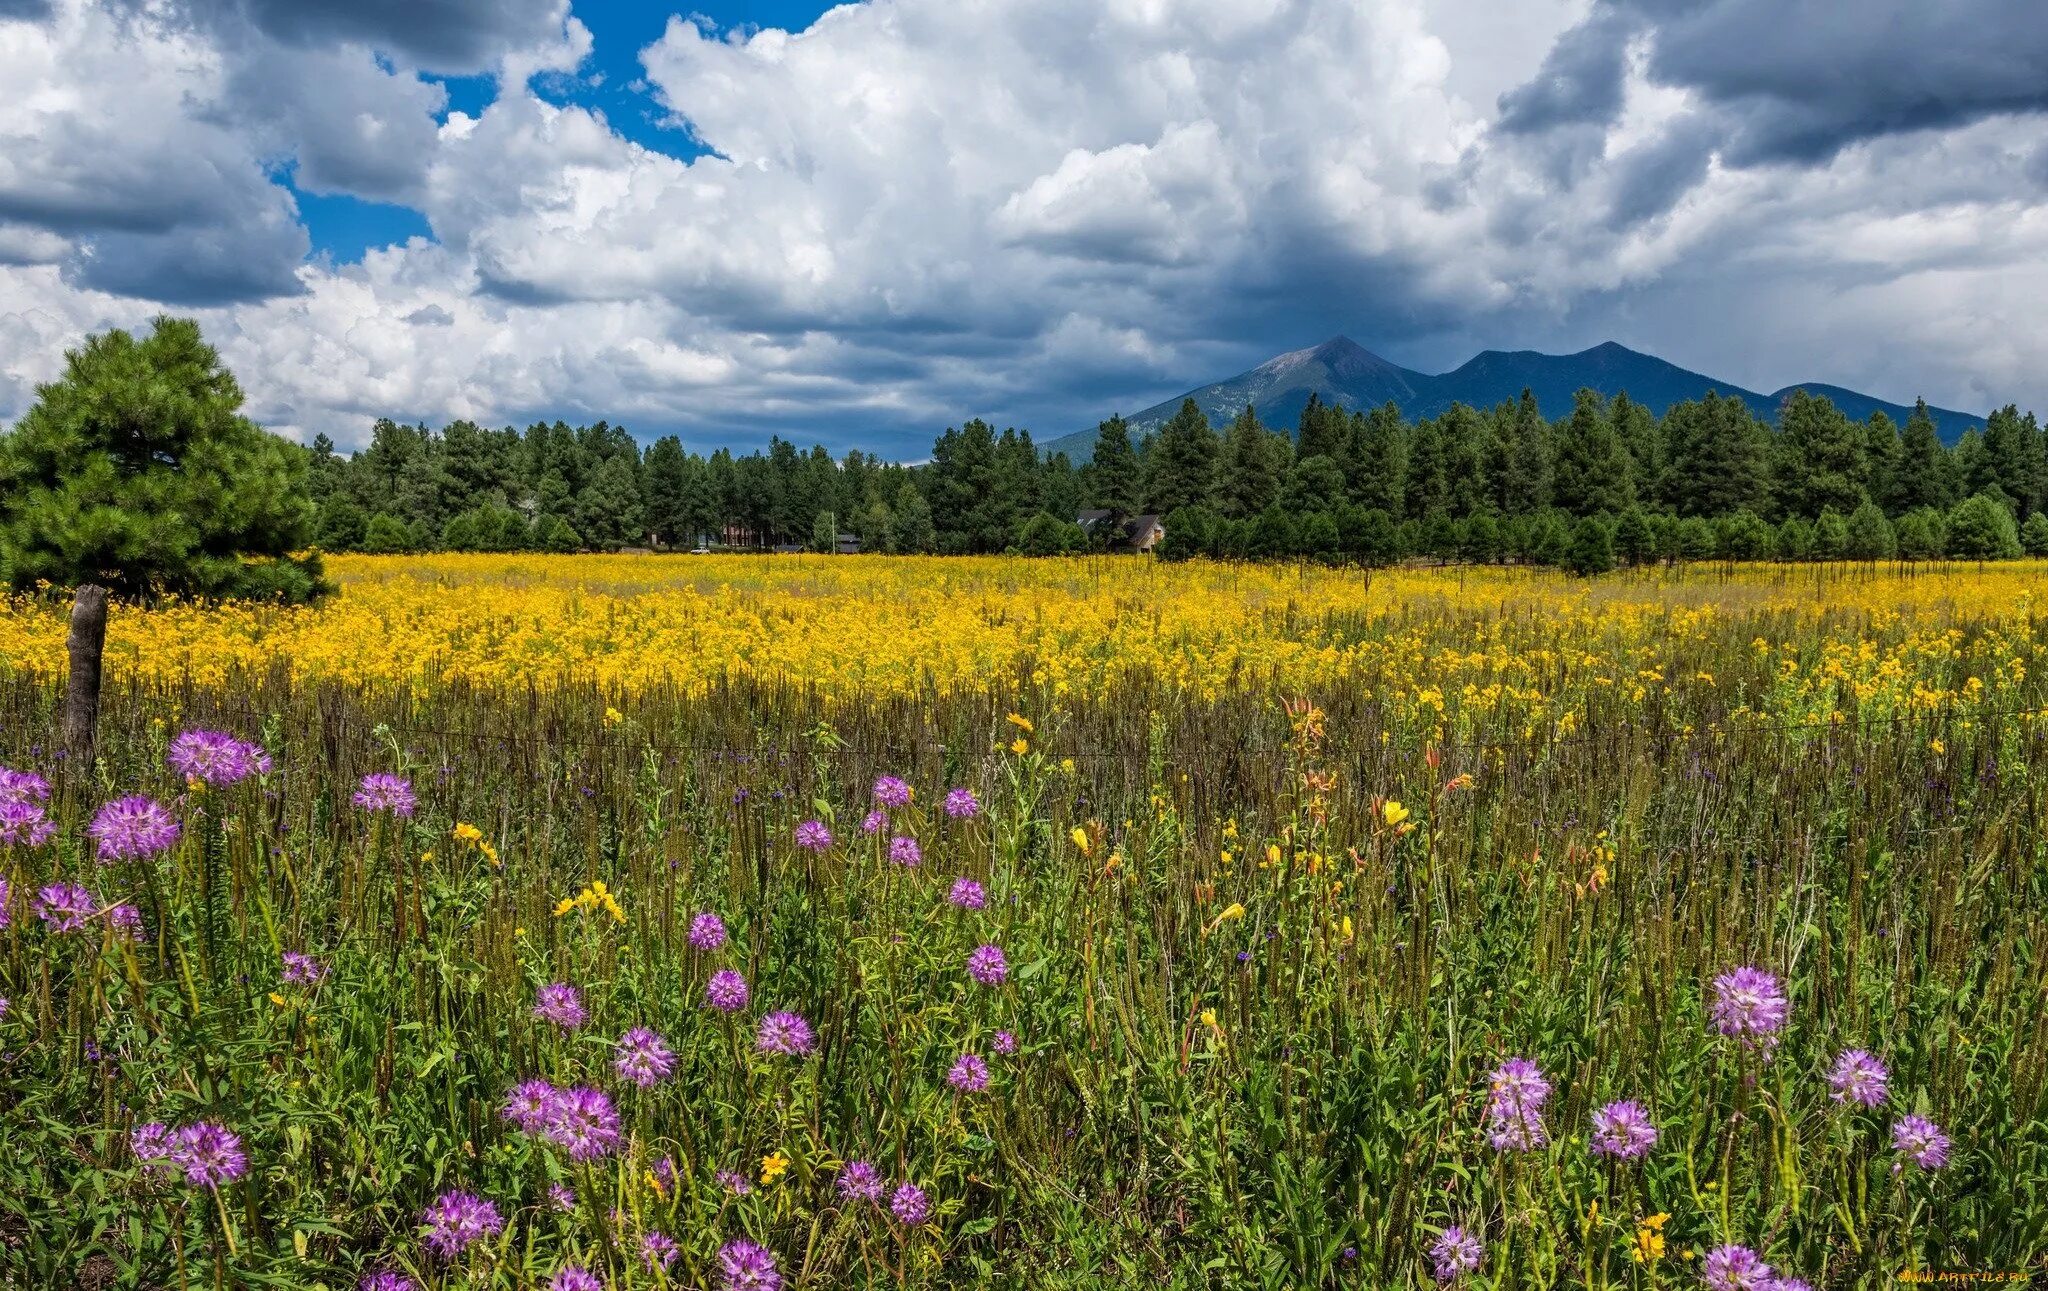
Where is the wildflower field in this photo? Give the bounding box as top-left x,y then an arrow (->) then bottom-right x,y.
2,554 -> 2046,1290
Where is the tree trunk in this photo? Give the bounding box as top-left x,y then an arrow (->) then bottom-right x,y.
61,584 -> 110,770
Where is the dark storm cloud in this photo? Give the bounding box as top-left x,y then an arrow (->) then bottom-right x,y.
1495,8 -> 1633,134
1603,117 -> 1718,228
63,216 -> 309,306
195,0 -> 566,74
1503,0 -> 2048,170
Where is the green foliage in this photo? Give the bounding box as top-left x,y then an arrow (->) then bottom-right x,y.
1016,511 -> 1086,556
2022,512 -> 2048,557
1145,399 -> 1220,517
362,511 -> 415,553
1565,513 -> 1615,575
0,316 -> 326,601
1844,501 -> 1895,560
811,509 -> 839,554
1945,494 -> 2023,559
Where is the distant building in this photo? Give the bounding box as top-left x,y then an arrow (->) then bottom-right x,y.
835,533 -> 861,555
1075,510 -> 1165,553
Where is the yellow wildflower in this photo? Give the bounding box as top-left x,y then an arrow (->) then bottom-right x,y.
760,1151 -> 790,1184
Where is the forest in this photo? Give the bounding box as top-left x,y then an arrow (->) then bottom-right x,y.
305,386 -> 2048,567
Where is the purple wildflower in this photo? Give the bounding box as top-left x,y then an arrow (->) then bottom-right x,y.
1429,1225 -> 1483,1283
1484,1057 -> 1550,1151
359,1272 -> 418,1291
888,835 -> 922,867
89,796 -> 182,862
533,983 -> 586,1030
756,1010 -> 815,1056
837,1159 -> 884,1203
167,730 -> 271,786
689,911 -> 728,951
0,800 -> 56,847
1701,1245 -> 1773,1291
717,1240 -> 782,1291
794,820 -> 833,852
943,787 -> 979,819
170,1123 -> 247,1187
1710,966 -> 1790,1052
1827,1049 -> 1889,1108
860,809 -> 886,834
948,877 -> 986,909
132,1122 -> 175,1171
0,767 -> 50,805
547,1183 -> 576,1212
889,1182 -> 931,1227
707,969 -> 751,1013
503,1079 -> 562,1134
966,943 -> 1009,986
993,1030 -> 1017,1055
106,902 -> 143,940
35,881 -> 95,933
1589,1100 -> 1658,1160
1773,1280 -> 1816,1291
550,1267 -> 603,1291
547,1086 -> 621,1161
716,1169 -> 753,1195
614,1027 -> 675,1088
872,776 -> 912,808
282,951 -> 328,985
353,772 -> 417,817
948,1053 -> 990,1092
642,1232 -> 680,1272
420,1190 -> 504,1259
1892,1115 -> 1951,1170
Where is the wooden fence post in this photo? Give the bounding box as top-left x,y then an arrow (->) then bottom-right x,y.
61,584 -> 109,770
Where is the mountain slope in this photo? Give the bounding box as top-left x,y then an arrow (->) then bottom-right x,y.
1045,339 -> 1984,462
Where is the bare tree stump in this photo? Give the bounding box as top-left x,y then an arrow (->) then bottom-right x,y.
61,584 -> 109,770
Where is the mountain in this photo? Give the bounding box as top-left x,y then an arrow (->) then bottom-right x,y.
1043,338 -> 1985,461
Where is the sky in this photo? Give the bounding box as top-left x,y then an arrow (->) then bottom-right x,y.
2,0 -> 2046,458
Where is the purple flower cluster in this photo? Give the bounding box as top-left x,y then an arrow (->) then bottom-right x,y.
716,1168 -> 753,1195
837,1159 -> 884,1203
689,911 -> 728,950
106,902 -> 143,939
756,1010 -> 815,1056
707,969 -> 751,1013
500,1081 -> 621,1160
89,795 -> 182,862
948,877 -> 986,909
1710,966 -> 1790,1053
1892,1114 -> 1952,1170
1827,1049 -> 1889,1107
132,1121 -> 247,1188
872,776 -> 912,808
282,950 -> 328,985
420,1189 -> 503,1259
533,982 -> 587,1030
966,943 -> 1008,986
1484,1057 -> 1550,1152
166,730 -> 272,786
718,1239 -> 782,1291
0,799 -> 55,847
641,1231 -> 680,1271
888,835 -> 923,867
0,767 -> 50,805
1429,1225 -> 1483,1283
550,1267 -> 603,1291
889,1182 -> 931,1227
943,787 -> 979,819
353,772 -> 417,817
359,1271 -> 418,1291
794,819 -> 833,852
35,881 -> 97,933
860,809 -> 886,834
993,1029 -> 1018,1055
614,1027 -> 675,1087
1701,1245 -> 1771,1290
947,1053 -> 990,1092
1588,1100 -> 1658,1160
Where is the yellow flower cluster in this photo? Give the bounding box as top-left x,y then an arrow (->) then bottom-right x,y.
450,821 -> 499,866
553,879 -> 625,924
0,557 -> 2039,730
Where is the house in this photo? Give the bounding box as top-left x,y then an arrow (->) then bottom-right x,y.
835,533 -> 861,555
1075,510 -> 1165,554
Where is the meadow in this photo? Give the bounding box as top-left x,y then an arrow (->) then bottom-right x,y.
1,554 -> 2045,1289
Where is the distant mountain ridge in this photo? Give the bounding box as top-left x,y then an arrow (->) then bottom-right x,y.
1042,338 -> 1985,461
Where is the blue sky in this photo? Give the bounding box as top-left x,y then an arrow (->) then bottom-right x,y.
3,0 -> 2047,457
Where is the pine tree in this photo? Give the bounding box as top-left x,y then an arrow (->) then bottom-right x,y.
1145,399 -> 1220,517
1217,406 -> 1284,518
1088,416 -> 1141,515
1774,390 -> 1866,518
1843,501 -> 1894,560
1350,403 -> 1408,516
1552,389 -> 1635,516
892,482 -> 936,554
1892,400 -> 1957,513
0,316 -> 325,601
1504,390 -> 1553,515
642,435 -> 691,547
1946,494 -> 2022,559
1294,394 -> 1348,463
